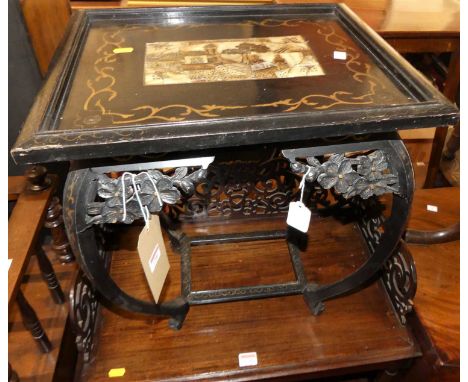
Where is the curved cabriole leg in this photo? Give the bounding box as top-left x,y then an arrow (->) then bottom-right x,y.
287,137 -> 414,314
63,168 -> 189,330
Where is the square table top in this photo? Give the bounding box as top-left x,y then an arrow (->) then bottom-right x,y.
12,4 -> 458,164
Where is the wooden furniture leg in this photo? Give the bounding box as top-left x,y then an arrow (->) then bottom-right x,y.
16,290 -> 52,353
44,196 -> 74,263
443,122 -> 460,160
35,246 -> 65,304
424,49 -> 460,188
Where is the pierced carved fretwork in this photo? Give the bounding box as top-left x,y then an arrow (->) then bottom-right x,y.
354,197 -> 416,324
382,243 -> 417,324
169,152 -> 330,221
69,270 -> 99,363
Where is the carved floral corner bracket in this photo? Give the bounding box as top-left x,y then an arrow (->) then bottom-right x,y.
86,167 -> 207,225
288,150 -> 399,200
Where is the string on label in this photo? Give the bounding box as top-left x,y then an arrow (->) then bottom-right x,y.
121,172 -> 162,230
131,175 -> 150,229
287,164 -> 312,233
299,166 -> 313,204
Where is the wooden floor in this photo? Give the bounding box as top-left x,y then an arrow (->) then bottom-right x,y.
82,213 -> 419,381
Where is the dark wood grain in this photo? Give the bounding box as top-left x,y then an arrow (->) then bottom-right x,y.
81,215 -> 419,381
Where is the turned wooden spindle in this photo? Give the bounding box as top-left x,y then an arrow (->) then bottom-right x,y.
36,246 -> 65,304
44,197 -> 74,263
24,165 -> 51,192
16,290 -> 52,353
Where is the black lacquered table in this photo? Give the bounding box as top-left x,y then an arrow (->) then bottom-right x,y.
12,4 -> 458,331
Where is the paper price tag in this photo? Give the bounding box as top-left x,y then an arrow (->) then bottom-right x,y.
238,352 -> 258,367
427,204 -> 438,212
138,215 -> 170,303
287,201 -> 311,233
333,50 -> 347,60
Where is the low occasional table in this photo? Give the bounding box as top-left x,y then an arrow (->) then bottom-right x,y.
12,4 -> 458,331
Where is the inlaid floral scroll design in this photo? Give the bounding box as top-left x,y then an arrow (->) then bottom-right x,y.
85,167 -> 207,225
76,19 -> 383,128
289,150 -> 399,199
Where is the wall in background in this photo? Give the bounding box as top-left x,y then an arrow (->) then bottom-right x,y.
8,0 -> 42,176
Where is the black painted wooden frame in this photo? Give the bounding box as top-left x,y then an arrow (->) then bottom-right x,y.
12,4 -> 458,164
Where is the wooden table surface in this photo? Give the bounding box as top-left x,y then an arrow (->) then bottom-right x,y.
81,215 -> 419,381
406,187 -> 460,365
72,0 -> 460,37
274,0 -> 459,37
